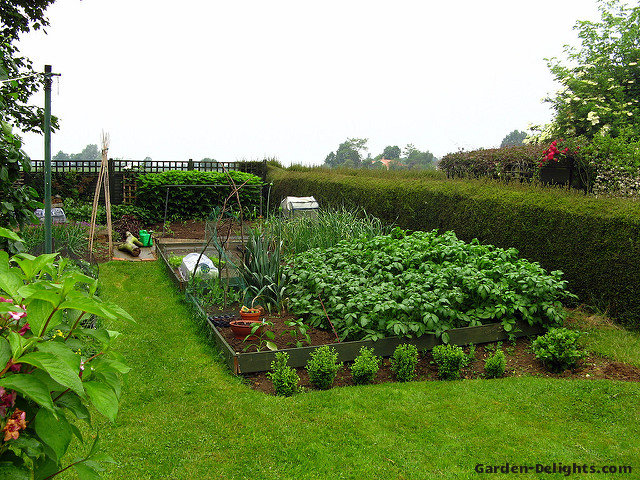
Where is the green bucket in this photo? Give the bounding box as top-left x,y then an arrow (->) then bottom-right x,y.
138,230 -> 152,247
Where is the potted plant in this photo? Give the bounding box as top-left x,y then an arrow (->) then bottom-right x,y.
230,295 -> 264,339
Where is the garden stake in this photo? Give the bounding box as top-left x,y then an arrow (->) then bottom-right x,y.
319,295 -> 340,343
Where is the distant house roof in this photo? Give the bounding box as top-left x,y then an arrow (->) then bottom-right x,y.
380,158 -> 392,170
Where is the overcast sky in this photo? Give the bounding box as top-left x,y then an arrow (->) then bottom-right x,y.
17,0 -> 602,165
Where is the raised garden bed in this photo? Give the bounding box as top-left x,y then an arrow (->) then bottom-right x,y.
186,293 -> 545,374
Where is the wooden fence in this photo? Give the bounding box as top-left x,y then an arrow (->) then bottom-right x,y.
21,159 -> 268,205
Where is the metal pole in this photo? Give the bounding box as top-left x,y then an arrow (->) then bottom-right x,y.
43,65 -> 52,253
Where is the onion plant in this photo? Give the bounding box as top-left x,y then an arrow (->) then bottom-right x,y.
263,206 -> 388,256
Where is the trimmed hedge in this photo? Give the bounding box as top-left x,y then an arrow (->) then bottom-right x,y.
269,167 -> 640,329
135,170 -> 263,221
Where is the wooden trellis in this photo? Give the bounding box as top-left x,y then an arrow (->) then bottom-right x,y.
88,132 -> 113,256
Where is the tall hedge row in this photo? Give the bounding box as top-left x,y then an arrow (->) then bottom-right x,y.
136,170 -> 263,221
269,167 -> 640,329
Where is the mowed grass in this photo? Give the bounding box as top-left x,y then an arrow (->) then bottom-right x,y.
67,260 -> 640,480
567,309 -> 640,368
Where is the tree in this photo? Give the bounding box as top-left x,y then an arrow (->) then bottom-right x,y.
324,138 -> 368,168
71,144 -> 101,161
52,150 -> 70,161
500,130 -> 527,147
0,0 -> 57,251
544,0 -> 640,139
382,145 -> 401,159
402,144 -> 436,169
1,0 -> 57,134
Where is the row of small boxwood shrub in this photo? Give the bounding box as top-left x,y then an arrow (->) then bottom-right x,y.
269,167 -> 640,330
268,343 -> 498,396
268,327 -> 586,396
135,170 -> 263,221
267,344 -> 424,396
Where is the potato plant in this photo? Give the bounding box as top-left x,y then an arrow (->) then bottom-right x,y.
285,230 -> 575,341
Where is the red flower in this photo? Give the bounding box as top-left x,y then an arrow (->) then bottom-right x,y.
3,409 -> 27,441
0,388 -> 17,417
18,323 -> 30,336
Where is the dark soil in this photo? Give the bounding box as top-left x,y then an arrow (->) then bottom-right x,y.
244,337 -> 640,395
205,307 -> 640,395
211,311 -> 337,352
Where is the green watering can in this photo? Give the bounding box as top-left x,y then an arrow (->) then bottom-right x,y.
138,230 -> 153,247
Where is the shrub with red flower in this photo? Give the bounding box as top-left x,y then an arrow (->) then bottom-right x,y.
540,139 -> 581,167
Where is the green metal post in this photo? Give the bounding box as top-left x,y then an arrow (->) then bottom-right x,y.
44,65 -> 52,253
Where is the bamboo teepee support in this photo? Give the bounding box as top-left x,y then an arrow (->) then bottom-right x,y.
88,132 -> 113,257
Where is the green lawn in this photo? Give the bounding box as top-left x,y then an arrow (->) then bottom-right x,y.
69,260 -> 639,480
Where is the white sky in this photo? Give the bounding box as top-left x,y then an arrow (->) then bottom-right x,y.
17,0 -> 602,165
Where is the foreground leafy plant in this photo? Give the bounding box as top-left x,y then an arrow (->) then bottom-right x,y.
390,344 -> 418,382
286,230 -> 575,341
531,327 -> 587,373
267,352 -> 299,397
350,347 -> 381,385
306,345 -> 342,390
0,227 -> 133,479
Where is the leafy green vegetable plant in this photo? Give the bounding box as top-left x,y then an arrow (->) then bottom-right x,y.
350,347 -> 381,385
282,318 -> 311,348
135,170 -> 263,221
531,327 -> 587,373
168,254 -> 184,269
285,230 -> 574,342
0,227 -> 133,479
390,344 -> 418,382
484,349 -> 506,379
305,345 -> 342,390
266,352 -> 299,397
244,321 -> 277,352
432,344 -> 467,380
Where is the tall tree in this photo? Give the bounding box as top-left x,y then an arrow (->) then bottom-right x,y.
324,138 -> 368,168
0,0 -> 57,250
70,144 -> 101,161
1,0 -> 57,133
382,145 -> 401,159
402,144 -> 436,169
500,130 -> 527,147
544,0 -> 640,139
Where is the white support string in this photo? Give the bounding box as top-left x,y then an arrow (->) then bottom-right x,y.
0,73 -> 41,84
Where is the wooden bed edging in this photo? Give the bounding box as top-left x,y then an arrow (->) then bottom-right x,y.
156,237 -> 241,292
185,293 -> 545,375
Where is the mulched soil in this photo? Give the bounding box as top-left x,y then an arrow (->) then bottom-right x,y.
244,337 -> 640,396
210,311 -> 337,352
206,308 -> 640,395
